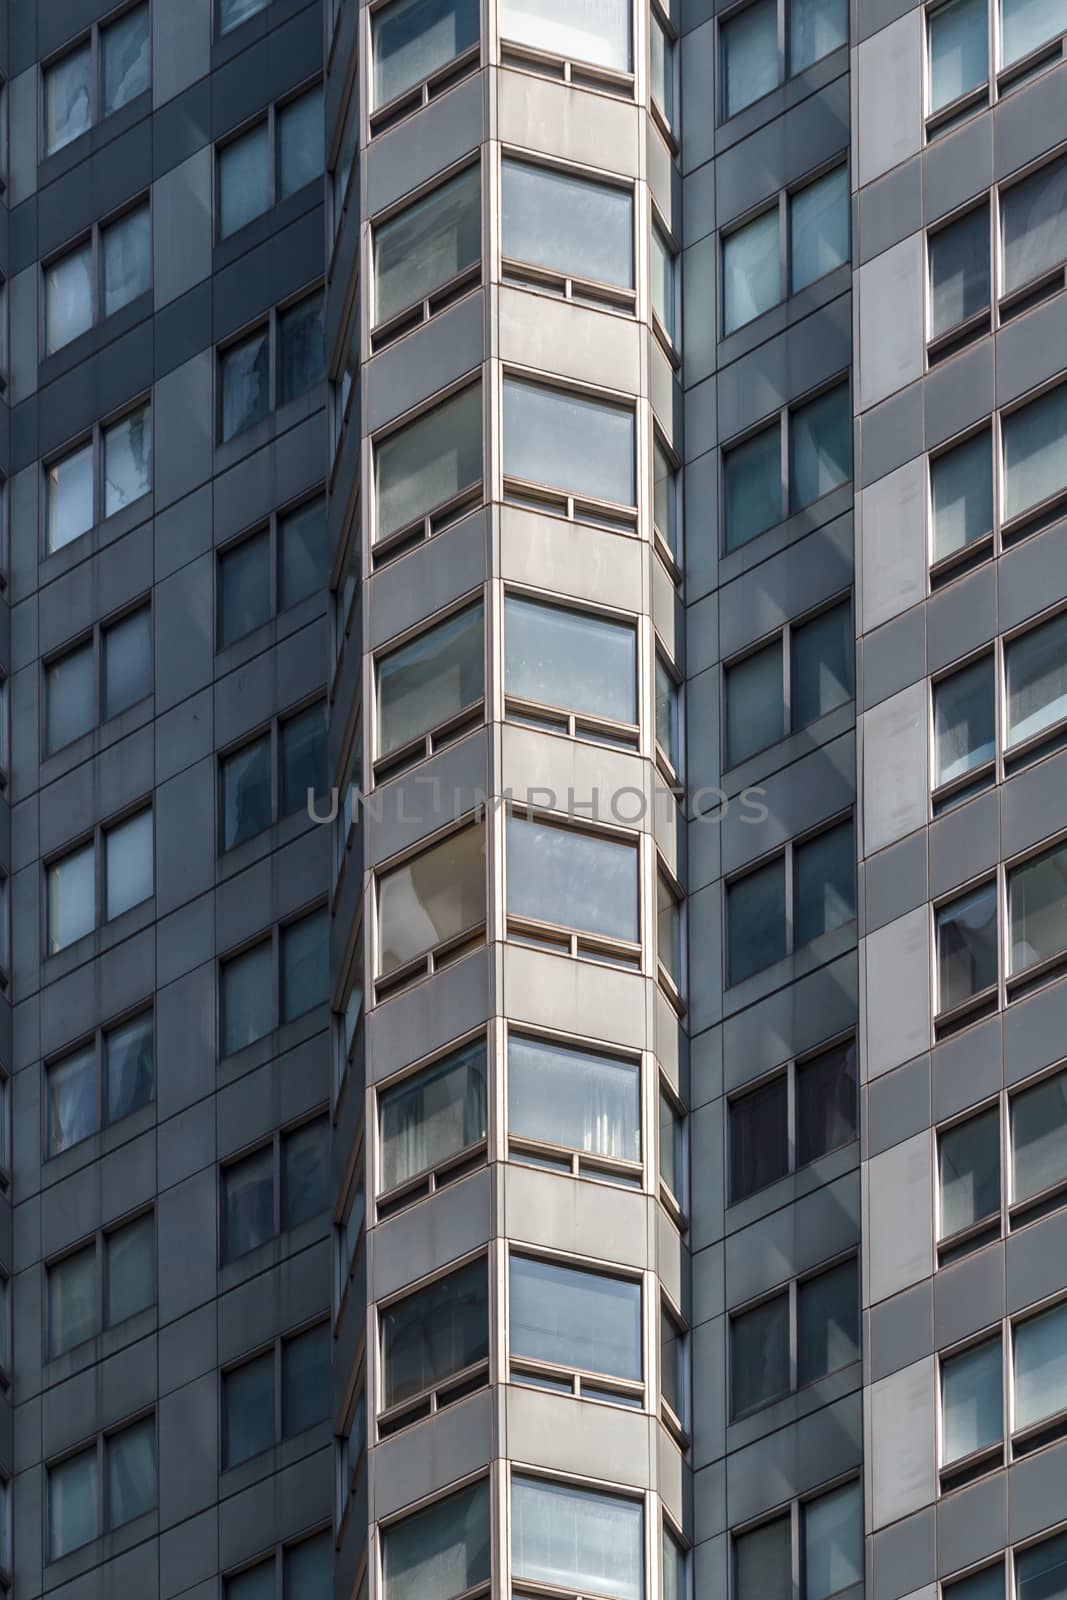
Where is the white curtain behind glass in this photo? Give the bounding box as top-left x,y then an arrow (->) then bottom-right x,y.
511,1476 -> 644,1600
499,0 -> 631,69
507,1035 -> 639,1160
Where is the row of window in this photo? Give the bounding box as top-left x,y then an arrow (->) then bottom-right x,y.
926,0 -> 1067,131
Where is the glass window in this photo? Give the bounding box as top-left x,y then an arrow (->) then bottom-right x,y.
219,123 -> 270,240
792,602 -> 852,728
510,1255 -> 641,1382
281,909 -> 329,1021
657,874 -> 683,988
723,423 -> 782,551
45,640 -> 94,754
935,656 -> 996,786
379,1039 -> 488,1195
381,1478 -> 491,1600
790,167 -> 849,292
1017,1531 -> 1067,1600
790,385 -> 850,511
730,1076 -> 788,1201
942,1335 -> 1002,1464
47,442 -> 94,553
279,497 -> 327,612
651,11 -> 676,124
508,1033 -> 640,1165
723,209 -> 780,334
928,0 -> 987,113
48,1245 -> 96,1356
221,734 -> 271,851
45,242 -> 93,354
653,438 -> 679,557
505,595 -> 636,727
106,1211 -> 155,1324
102,205 -> 151,319
794,821 -> 855,946
1012,1066 -> 1067,1205
652,222 -> 677,341
47,842 -> 95,954
797,1258 -> 859,1383
221,940 -> 273,1054
1006,611 -> 1067,748
803,1482 -> 862,1600
280,703 -> 326,820
220,328 -> 270,442
790,0 -> 848,69
381,1257 -> 488,1410
224,1352 -> 275,1468
45,45 -> 92,156
511,1475 -> 643,1600
375,383 -> 483,544
105,809 -> 153,920
1001,0 -> 1065,65
102,4 -> 150,115
656,656 -> 681,767
506,815 -> 638,943
937,881 -> 998,1010
1003,384 -> 1067,523
283,1321 -> 330,1435
499,0 -> 632,69
663,1529 -> 687,1600
48,1448 -> 98,1558
378,824 -> 486,976
1015,1298 -> 1067,1430
721,0 -> 778,119
107,1418 -> 155,1527
223,1145 -> 274,1260
103,604 -> 152,719
219,531 -> 271,646
286,1532 -> 332,1597
278,292 -> 325,407
947,1567 -> 1006,1600
659,1087 -> 685,1200
502,158 -> 633,290
220,0 -> 270,36
278,86 -> 324,200
227,1561 -> 275,1600
797,1039 -> 857,1166
103,403 -> 152,517
931,429 -> 994,563
47,1045 -> 96,1155
1009,838 -> 1067,976
731,1293 -> 789,1414
372,0 -> 480,110
378,602 -> 484,759
725,640 -> 784,766
503,378 -> 635,507
282,1118 -> 329,1227
735,1514 -> 790,1600
727,857 -> 787,984
105,1012 -> 153,1125
929,207 -> 990,340
375,164 -> 481,326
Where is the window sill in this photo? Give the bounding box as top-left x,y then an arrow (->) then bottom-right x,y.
722,920 -> 857,1015
217,1003 -> 330,1088
213,179 -> 325,276
214,384 -> 323,473
42,896 -> 157,987
37,89 -> 153,190
40,1099 -> 157,1194
219,1211 -> 330,1292
39,290 -> 153,391
39,491 -> 154,587
39,695 -> 155,789
715,44 -> 848,151
719,481 -> 853,585
42,1305 -> 158,1390
45,1507 -> 158,1584
726,1358 -> 862,1453
219,1421 -> 331,1500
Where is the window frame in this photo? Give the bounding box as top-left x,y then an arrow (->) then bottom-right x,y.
650,0 -> 680,145
720,158 -> 849,336
219,1110 -> 330,1265
505,805 -> 643,969
370,153 -> 483,350
506,1244 -> 645,1407
370,373 -> 485,567
717,0 -> 849,124
922,0 -> 1067,140
653,427 -> 683,575
730,1474 -> 864,1600
508,1467 -> 645,1600
43,1005 -> 155,1159
500,148 -> 637,314
44,1206 -> 156,1360
724,812 -> 857,988
40,1 -> 151,160
45,1410 -> 157,1561
375,1248 -> 491,1438
659,1290 -> 690,1444
373,816 -> 487,1000
720,375 -> 851,554
217,902 -> 331,1057
220,1314 -> 332,1469
216,0 -> 271,39
371,590 -> 486,784
722,592 -> 854,769
215,282 -> 325,445
373,1028 -> 489,1216
727,1033 -> 858,1205
42,596 -> 153,758
217,695 -> 328,852
222,1526 -> 336,1600
378,1470 -> 493,1600
497,0 -> 636,94
41,194 -> 152,357
367,0 -> 483,138
728,1252 -> 860,1420
43,396 -> 154,556
214,77 -> 324,243
44,800 -> 154,957
504,1024 -> 645,1191
504,584 -> 641,751
501,368 -> 639,534
215,488 -> 327,649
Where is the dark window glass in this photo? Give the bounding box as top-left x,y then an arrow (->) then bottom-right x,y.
282,1118 -> 329,1228
219,532 -> 272,646
220,940 -> 273,1055
727,858 -> 787,984
45,642 -> 95,754
278,293 -> 325,407
223,1146 -> 274,1261
797,1259 -> 859,1384
730,1077 -> 788,1201
735,1514 -> 791,1600
105,1011 -> 154,1124
279,498 -> 328,612
929,207 -> 990,339
221,735 -> 272,851
791,602 -> 852,729
940,1106 -> 1000,1237
281,909 -> 329,1021
283,1321 -> 331,1435
103,607 -> 152,721
937,882 -> 998,1012
796,1039 -> 857,1166
731,1293 -> 789,1415
280,703 -> 327,818
223,1352 -> 275,1467
220,329 -> 270,441
794,821 -> 855,947
381,1257 -> 489,1409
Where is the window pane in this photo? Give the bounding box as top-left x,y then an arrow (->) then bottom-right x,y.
721,0 -> 778,118
928,0 -> 988,112
931,429 -> 994,562
108,1417 -> 155,1526
282,1118 -> 329,1228
278,86 -> 324,200
942,1336 -> 1002,1463
223,1145 -> 274,1259
1006,611 -> 1067,748
510,1255 -> 641,1381
937,882 -> 998,1010
382,1478 -> 491,1600
503,378 -> 635,506
660,1306 -> 684,1416
653,439 -> 679,556
1014,1298 -> 1067,1430
730,1077 -> 788,1201
45,242 -> 93,354
221,940 -> 273,1055
227,1561 -> 275,1600
507,815 -> 638,943
652,223 -> 676,341
1017,1532 -> 1067,1600
657,874 -> 682,986
378,824 -> 486,975
102,3 -> 150,114
375,164 -> 482,326
502,158 -> 633,289
105,810 -> 153,920
723,209 -> 780,334
283,1321 -> 330,1434
382,1257 -> 488,1408
47,842 -> 96,954
286,1532 -> 333,1598
105,1011 -> 154,1124
935,656 -> 996,785
372,0 -> 480,108
47,443 -> 94,553
45,641 -> 95,754
506,596 -> 636,726
224,1352 -> 275,1466
725,640 -> 784,766
663,1530 -> 686,1600
803,1482 -> 862,1600
105,1211 -> 155,1325
281,909 -> 329,1021
797,1039 -> 858,1165
656,657 -> 680,767
1002,0 -> 1064,65
45,45 -> 92,155
279,293 -> 325,406
727,857 -> 787,984
219,531 -> 271,646
103,403 -> 153,517
790,0 -> 848,72
103,604 -> 152,719
499,0 -> 632,69
724,424 -> 782,551
47,1046 -> 97,1155
280,703 -> 327,819
735,1514 -> 791,1600
660,1088 -> 684,1198
220,0 -> 270,35
1003,384 -> 1067,522
380,1039 -> 487,1193
1012,1067 -> 1067,1204
48,1245 -> 96,1356
794,821 -> 855,946
929,207 -> 990,339
221,329 -> 270,442
511,1475 -> 643,1600
219,123 -> 271,240
1010,839 -> 1067,975
731,1294 -> 789,1413
791,167 -> 849,291
49,1450 -> 98,1558
378,602 -> 484,757
103,205 -> 151,319
278,497 -> 327,611
221,735 -> 272,851
651,12 -> 675,123
790,385 -> 850,511
948,1568 -> 1006,1600
797,1258 -> 859,1383
508,1034 -> 639,1164
792,602 -> 852,728
375,382 -> 483,543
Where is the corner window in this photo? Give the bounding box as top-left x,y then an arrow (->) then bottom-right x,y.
507,1032 -> 641,1184
221,1116 -> 329,1262
509,1253 -> 643,1403
651,220 -> 679,344
374,600 -> 485,781
219,701 -> 327,850
373,381 -> 483,561
43,4 -> 150,157
379,1257 -> 489,1433
499,0 -> 633,74
46,807 -> 154,955
657,869 -> 684,992
47,1211 -> 155,1357
46,1010 -> 154,1156
505,593 -> 638,744
217,495 -> 327,647
653,437 -> 681,561
372,162 -> 481,345
511,1474 -> 643,1600
502,158 -> 634,308
723,382 -> 850,553
46,402 -> 153,554
381,1478 -> 491,1600
375,822 -> 487,996
371,0 -> 481,132
506,812 -> 640,961
655,652 -> 682,769
503,377 -> 636,527
376,1040 -> 488,1213
44,201 -> 151,354
218,288 -> 324,443
659,1083 -> 686,1208
44,602 -> 153,755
